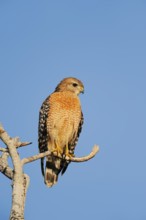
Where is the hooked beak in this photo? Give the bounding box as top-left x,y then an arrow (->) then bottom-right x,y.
80,87 -> 84,94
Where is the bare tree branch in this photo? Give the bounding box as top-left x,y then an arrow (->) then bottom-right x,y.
0,152 -> 13,179
21,145 -> 99,166
66,145 -> 99,162
0,161 -> 13,179
21,150 -> 52,165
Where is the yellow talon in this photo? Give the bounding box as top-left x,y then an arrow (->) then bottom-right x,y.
52,142 -> 62,156
65,144 -> 74,158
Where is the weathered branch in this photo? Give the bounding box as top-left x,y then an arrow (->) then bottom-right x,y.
0,160 -> 13,179
0,152 -> 13,179
21,150 -> 52,165
21,145 -> 99,166
66,145 -> 99,162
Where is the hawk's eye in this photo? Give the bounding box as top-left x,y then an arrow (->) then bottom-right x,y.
72,83 -> 78,87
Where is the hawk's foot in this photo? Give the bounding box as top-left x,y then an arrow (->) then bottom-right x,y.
65,144 -> 74,158
52,144 -> 62,156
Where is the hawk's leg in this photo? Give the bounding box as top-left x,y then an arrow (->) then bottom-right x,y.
52,141 -> 62,156
65,144 -> 74,158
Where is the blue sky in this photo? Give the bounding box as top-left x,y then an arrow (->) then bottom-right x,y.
0,1 -> 146,219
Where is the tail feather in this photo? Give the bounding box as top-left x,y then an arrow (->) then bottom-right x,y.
45,167 -> 58,187
61,161 -> 70,175
45,156 -> 62,187
41,158 -> 45,176
43,154 -> 72,187
61,146 -> 75,175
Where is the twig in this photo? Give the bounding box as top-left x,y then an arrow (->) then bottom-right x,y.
0,147 -> 8,152
19,142 -> 32,147
10,137 -> 32,149
66,145 -> 99,162
15,137 -> 32,148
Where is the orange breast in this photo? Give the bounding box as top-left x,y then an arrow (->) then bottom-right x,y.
46,91 -> 81,148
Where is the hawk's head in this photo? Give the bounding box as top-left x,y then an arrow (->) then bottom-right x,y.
55,77 -> 84,95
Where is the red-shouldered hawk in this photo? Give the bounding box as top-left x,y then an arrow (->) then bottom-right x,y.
38,77 -> 84,187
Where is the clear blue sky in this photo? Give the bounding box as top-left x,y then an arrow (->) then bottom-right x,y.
0,1 -> 146,219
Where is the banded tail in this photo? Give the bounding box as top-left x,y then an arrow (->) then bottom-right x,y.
44,155 -> 69,187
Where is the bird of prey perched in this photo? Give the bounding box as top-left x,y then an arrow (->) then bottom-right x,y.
38,77 -> 84,187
